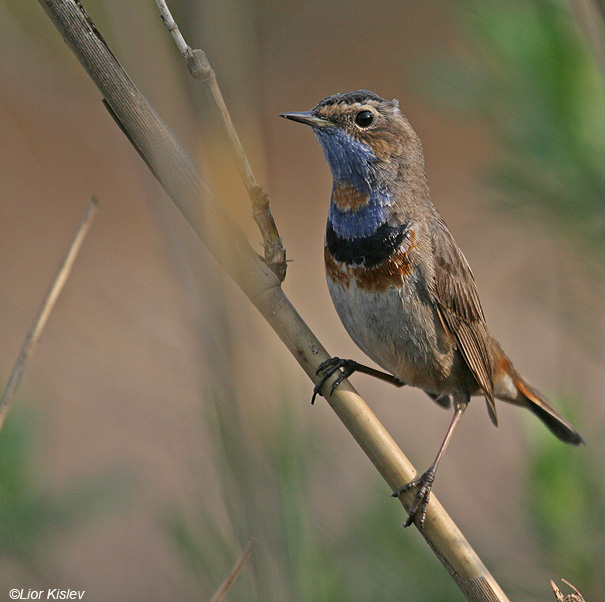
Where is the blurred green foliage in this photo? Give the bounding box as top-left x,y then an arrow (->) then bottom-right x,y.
525,398 -> 604,600
429,0 -> 605,262
0,407 -> 130,581
169,393 -> 601,601
168,391 -> 459,602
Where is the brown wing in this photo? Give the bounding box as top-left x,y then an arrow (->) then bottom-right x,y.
430,217 -> 497,424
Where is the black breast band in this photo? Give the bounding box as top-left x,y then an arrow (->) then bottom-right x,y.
326,220 -> 410,267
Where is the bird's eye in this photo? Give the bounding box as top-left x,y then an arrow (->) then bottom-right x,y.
355,110 -> 374,127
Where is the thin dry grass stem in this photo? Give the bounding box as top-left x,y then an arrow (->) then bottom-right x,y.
39,2 -> 512,600
0,197 -> 98,431
208,538 -> 257,602
155,0 -> 287,281
551,579 -> 586,602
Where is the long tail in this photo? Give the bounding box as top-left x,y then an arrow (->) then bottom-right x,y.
514,376 -> 584,445
492,346 -> 584,445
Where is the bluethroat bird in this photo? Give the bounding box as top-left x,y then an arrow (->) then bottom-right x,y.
281,90 -> 583,528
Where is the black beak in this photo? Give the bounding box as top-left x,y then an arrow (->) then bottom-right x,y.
279,111 -> 331,128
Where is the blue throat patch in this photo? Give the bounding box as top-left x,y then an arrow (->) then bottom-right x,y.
328,189 -> 391,239
314,127 -> 376,187
314,127 -> 393,239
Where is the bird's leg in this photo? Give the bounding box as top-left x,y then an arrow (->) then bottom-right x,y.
312,357 -> 404,404
392,399 -> 467,528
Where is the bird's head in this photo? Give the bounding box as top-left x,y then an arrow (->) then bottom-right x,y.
280,90 -> 424,189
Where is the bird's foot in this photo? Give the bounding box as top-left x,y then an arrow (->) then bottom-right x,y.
312,357 -> 360,404
391,469 -> 436,529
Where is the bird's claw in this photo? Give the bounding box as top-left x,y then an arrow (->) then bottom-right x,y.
311,357 -> 359,404
392,469 -> 436,529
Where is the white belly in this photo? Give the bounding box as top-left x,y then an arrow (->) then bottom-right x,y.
327,276 -> 455,393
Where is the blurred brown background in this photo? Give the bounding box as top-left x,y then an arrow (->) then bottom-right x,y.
0,0 -> 603,600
